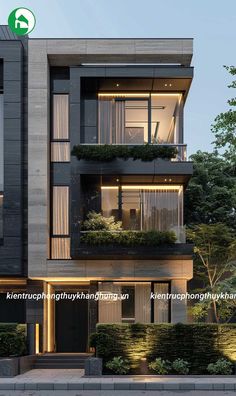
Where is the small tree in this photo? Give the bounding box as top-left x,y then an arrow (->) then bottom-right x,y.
187,223 -> 236,323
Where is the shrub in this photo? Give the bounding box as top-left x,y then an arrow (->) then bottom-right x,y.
172,358 -> 190,374
95,323 -> 236,374
149,358 -> 171,375
0,332 -> 26,357
81,230 -> 176,246
106,356 -> 130,375
72,144 -> 177,162
207,359 -> 233,375
82,211 -> 122,231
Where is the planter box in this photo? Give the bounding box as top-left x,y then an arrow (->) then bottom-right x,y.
0,357 -> 19,377
75,243 -> 194,260
85,357 -> 103,376
19,355 -> 37,374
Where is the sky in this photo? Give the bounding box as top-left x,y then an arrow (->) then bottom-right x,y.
1,0 -> 236,155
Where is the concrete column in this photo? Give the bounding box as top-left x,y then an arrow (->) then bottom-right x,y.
171,279 -> 187,323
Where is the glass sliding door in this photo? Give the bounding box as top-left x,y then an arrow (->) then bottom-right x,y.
98,95 -> 148,144
151,94 -> 182,144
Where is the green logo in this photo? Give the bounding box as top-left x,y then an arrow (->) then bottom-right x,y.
8,7 -> 36,36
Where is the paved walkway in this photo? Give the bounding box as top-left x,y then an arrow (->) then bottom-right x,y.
0,369 -> 235,391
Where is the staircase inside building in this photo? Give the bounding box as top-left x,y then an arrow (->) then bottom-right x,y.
33,353 -> 93,369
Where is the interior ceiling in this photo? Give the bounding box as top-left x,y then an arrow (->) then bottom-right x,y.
82,174 -> 191,187
97,78 -> 191,93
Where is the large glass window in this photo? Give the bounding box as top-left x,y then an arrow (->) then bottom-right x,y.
98,93 -> 182,145
0,94 -> 3,238
98,95 -> 148,144
98,282 -> 166,324
151,94 -> 182,144
101,185 -> 184,240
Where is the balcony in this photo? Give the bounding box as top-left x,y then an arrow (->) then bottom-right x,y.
72,143 -> 187,162
78,231 -> 192,260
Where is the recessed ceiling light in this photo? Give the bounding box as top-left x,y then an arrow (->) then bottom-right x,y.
116,83 -> 120,87
169,84 -> 172,87
164,84 -> 168,87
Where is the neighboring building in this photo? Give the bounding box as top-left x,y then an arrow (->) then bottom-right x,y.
0,27 -> 194,355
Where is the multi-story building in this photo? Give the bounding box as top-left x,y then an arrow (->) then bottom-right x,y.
0,27 -> 193,356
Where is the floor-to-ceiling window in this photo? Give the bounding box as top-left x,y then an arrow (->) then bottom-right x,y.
101,185 -> 184,241
98,282 -> 169,324
50,94 -> 71,259
98,93 -> 182,145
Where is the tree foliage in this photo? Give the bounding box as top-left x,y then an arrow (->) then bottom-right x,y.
187,223 -> 236,323
185,151 -> 236,229
211,66 -> 236,165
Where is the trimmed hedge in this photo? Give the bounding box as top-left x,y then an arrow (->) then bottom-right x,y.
93,323 -> 236,374
72,144 -> 177,162
0,324 -> 27,357
81,230 -> 176,246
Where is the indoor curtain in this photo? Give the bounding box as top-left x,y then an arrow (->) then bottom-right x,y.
141,189 -> 179,231
53,186 -> 69,235
98,98 -> 113,144
135,283 -> 151,323
115,100 -> 125,143
98,282 -> 122,323
154,283 -> 169,323
53,95 -> 69,140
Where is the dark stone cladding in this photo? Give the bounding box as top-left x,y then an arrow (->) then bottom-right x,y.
0,30 -> 28,275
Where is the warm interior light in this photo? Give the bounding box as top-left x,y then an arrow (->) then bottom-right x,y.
35,323 -> 40,354
151,93 -> 181,97
121,185 -> 181,190
98,93 -> 150,97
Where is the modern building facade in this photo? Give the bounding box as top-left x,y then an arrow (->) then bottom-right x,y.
0,27 -> 193,354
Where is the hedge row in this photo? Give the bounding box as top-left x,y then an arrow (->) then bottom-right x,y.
72,144 -> 177,162
94,323 -> 236,374
0,323 -> 27,357
81,230 -> 176,246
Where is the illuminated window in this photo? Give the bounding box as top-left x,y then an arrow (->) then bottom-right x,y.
51,95 -> 70,162
53,95 -> 69,140
52,186 -> 69,235
101,185 -> 184,239
51,142 -> 70,162
51,186 -> 70,259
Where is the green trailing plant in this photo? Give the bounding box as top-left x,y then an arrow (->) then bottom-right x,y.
82,211 -> 122,231
207,358 -> 233,375
149,357 -> 171,375
172,358 -> 190,374
72,144 -> 177,162
106,356 -> 130,375
81,230 -> 176,246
